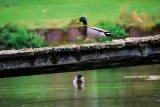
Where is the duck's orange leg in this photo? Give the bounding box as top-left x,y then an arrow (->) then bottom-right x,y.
84,37 -> 99,43
84,39 -> 90,42
84,37 -> 92,42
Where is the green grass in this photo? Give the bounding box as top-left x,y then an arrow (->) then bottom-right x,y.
0,0 -> 160,28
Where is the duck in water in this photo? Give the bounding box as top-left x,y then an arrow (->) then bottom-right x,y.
73,74 -> 85,90
75,16 -> 112,42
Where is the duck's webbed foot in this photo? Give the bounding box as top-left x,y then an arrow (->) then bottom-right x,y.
84,38 -> 91,42
84,37 -> 99,42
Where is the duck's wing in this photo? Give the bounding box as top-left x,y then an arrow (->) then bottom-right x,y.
73,79 -> 77,88
90,27 -> 111,33
73,77 -> 78,88
88,27 -> 112,37
87,27 -> 105,38
89,27 -> 112,36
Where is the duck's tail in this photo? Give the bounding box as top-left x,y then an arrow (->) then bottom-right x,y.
104,32 -> 112,36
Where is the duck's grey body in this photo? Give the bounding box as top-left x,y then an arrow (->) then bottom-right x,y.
87,27 -> 112,39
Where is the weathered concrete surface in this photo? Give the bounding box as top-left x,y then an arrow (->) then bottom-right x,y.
0,35 -> 160,78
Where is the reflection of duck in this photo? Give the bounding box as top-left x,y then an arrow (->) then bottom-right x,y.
73,74 -> 85,90
75,17 -> 112,42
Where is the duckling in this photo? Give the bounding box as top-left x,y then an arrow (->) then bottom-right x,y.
75,17 -> 112,42
73,74 -> 85,90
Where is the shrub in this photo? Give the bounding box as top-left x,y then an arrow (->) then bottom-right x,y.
0,24 -> 47,50
119,4 -> 157,31
155,20 -> 160,29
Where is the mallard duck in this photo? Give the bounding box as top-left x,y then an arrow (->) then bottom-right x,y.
75,17 -> 112,42
73,74 -> 85,90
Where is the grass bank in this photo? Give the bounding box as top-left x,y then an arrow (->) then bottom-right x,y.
0,0 -> 160,28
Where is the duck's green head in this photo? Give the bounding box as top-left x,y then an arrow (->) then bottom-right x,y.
77,74 -> 85,79
77,74 -> 82,79
75,17 -> 87,25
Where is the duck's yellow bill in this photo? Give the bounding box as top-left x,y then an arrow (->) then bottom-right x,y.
82,76 -> 85,79
75,20 -> 80,23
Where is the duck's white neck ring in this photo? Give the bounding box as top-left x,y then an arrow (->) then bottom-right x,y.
83,25 -> 88,26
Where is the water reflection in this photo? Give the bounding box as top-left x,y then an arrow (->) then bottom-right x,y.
0,64 -> 160,107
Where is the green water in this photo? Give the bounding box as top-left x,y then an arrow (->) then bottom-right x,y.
0,65 -> 160,107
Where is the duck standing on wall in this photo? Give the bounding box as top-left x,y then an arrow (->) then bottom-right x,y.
73,74 -> 85,90
75,17 -> 112,42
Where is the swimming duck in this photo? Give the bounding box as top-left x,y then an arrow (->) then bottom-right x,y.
75,17 -> 112,42
73,74 -> 85,90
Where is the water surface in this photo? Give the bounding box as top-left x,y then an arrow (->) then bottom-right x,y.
0,65 -> 160,107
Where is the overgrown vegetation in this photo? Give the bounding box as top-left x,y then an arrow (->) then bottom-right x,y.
0,0 -> 160,45
0,24 -> 47,50
119,2 -> 159,32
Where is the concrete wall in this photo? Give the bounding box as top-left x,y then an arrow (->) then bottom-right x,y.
0,35 -> 160,78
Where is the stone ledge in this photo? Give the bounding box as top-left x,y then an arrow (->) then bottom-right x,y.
0,35 -> 159,58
